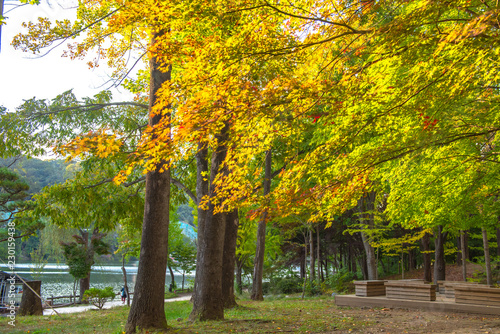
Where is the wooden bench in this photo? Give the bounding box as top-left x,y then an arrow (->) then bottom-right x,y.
353,280 -> 386,297
385,281 -> 436,301
443,282 -> 480,299
454,285 -> 500,306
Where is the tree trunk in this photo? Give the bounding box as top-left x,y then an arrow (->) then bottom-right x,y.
122,255 -> 130,306
357,193 -> 378,280
168,265 -> 175,291
401,248 -> 405,279
497,228 -> 500,257
408,248 -> 416,271
433,225 -> 448,285
189,123 -> 229,321
482,227 -> 493,286
190,143 -> 209,304
125,34 -> 171,333
420,231 -> 432,282
79,273 -> 90,303
18,280 -> 42,316
457,236 -> 463,266
360,254 -> 368,280
497,228 -> 500,270
300,251 -> 305,279
222,209 -> 239,308
301,231 -> 307,299
461,230 -> 467,282
251,149 -> 272,301
236,256 -> 243,295
309,229 -> 315,282
317,227 -> 321,283
464,232 -> 470,262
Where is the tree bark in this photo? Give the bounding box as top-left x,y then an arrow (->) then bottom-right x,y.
18,280 -> 43,316
251,149 -> 272,301
301,230 -> 307,299
300,251 -> 305,279
497,228 -> 500,257
317,226 -> 321,283
189,123 -> 229,321
168,265 -> 175,291
236,256 -> 243,295
357,193 -> 377,280
420,231 -> 432,282
360,254 -> 368,280
408,248 -> 416,271
79,273 -> 90,303
482,227 -> 493,286
222,209 -> 239,308
122,255 -> 130,306
457,236 -> 463,266
461,230 -> 467,282
309,229 -> 315,283
125,34 -> 171,333
76,228 -> 91,303
433,225 -> 448,285
190,143 -> 208,303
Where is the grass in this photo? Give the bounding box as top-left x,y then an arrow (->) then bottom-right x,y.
0,295 -> 367,334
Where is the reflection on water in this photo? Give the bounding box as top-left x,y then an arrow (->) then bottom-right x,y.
0,262 -> 193,298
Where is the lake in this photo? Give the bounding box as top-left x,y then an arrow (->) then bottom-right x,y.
0,262 -> 194,299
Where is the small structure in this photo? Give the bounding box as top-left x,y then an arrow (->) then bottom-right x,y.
353,280 -> 386,297
454,285 -> 500,307
336,279 -> 500,315
0,271 -> 24,313
384,280 -> 436,301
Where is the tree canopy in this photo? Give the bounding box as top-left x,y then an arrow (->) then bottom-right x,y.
3,0 -> 500,330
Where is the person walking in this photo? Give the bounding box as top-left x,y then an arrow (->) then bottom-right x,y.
120,287 -> 127,303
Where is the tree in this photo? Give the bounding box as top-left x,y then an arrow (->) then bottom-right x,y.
125,35 -> 172,333
251,150 -> 272,301
11,0 -> 500,325
0,166 -> 37,242
60,227 -> 110,301
170,238 -> 196,290
190,123 -> 230,321
18,280 -> 43,316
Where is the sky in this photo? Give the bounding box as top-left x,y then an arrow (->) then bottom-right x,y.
0,1 -> 131,112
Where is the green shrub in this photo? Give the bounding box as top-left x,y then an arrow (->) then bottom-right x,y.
261,281 -> 271,294
82,287 -> 115,310
325,268 -> 357,293
305,280 -> 321,296
272,276 -> 303,294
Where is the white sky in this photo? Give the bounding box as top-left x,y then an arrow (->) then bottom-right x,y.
0,1 -> 132,112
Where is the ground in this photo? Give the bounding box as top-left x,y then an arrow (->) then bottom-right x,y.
334,306 -> 500,334
2,263 -> 499,333
337,262 -> 498,334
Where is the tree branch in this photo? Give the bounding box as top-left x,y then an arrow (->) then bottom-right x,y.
171,177 -> 197,205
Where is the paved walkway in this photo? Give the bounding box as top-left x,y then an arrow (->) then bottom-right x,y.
43,295 -> 192,316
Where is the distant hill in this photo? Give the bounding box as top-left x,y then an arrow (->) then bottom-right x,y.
0,157 -> 73,193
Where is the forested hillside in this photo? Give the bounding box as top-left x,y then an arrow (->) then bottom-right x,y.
0,157 -> 72,193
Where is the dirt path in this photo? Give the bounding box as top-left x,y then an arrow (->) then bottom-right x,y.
335,306 -> 500,334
